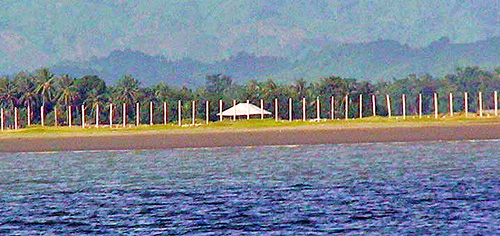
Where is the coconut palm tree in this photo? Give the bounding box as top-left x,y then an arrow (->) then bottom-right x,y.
0,78 -> 20,127
54,74 -> 79,125
34,68 -> 56,106
113,75 -> 140,105
56,74 -> 78,107
0,78 -> 19,109
85,88 -> 109,120
261,78 -> 279,101
15,75 -> 38,110
239,79 -> 262,102
290,78 -> 311,102
13,75 -> 38,125
152,82 -> 171,102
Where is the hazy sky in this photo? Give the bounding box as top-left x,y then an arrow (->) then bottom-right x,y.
1,0 -> 499,73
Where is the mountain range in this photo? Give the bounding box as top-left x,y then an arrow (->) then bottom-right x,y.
2,0 -> 500,79
49,37 -> 500,87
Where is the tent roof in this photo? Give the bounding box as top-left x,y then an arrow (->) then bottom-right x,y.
217,102 -> 272,116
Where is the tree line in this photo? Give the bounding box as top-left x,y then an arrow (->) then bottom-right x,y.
1,66 -> 500,127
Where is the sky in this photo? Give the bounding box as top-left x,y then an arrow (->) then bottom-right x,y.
1,0 -> 499,74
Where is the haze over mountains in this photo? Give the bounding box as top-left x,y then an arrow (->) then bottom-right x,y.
1,0 -> 500,85
50,36 -> 500,87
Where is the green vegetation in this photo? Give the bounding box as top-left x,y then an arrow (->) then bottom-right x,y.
2,114 -> 499,139
1,66 -> 500,132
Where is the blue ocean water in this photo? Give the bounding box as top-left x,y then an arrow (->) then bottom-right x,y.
0,140 -> 500,235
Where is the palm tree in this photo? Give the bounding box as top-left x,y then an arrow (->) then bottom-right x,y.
112,75 -> 140,122
56,74 -> 78,107
240,79 -> 262,102
152,82 -> 171,102
261,79 -> 279,101
14,75 -> 38,125
291,78 -> 310,99
15,76 -> 38,109
55,74 -> 79,125
34,68 -> 56,106
205,74 -> 232,96
85,88 -> 109,119
113,75 -> 140,105
0,78 -> 20,127
0,78 -> 19,109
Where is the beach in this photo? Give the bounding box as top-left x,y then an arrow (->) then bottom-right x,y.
1,120 -> 500,152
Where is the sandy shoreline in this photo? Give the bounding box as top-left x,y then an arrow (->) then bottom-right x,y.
1,122 -> 500,152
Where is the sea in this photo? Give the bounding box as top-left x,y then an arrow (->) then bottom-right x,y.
1,140 -> 500,235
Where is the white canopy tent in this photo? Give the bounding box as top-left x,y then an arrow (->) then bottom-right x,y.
217,102 -> 272,117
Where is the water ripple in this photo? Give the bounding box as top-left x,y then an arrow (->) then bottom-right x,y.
1,141 -> 500,234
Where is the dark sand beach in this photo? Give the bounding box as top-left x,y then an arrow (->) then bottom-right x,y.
1,122 -> 500,152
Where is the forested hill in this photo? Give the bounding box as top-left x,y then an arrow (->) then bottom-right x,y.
51,51 -> 292,87
50,37 -> 500,86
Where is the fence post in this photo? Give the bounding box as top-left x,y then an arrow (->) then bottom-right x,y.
302,97 -> 306,121
136,103 -> 140,126
150,101 -> 153,125
233,100 -> 236,121
109,104 -> 113,127
434,93 -> 438,119
495,91 -> 498,117
402,94 -> 406,119
68,105 -> 72,127
206,101 -> 209,124
418,94 -> 422,118
27,104 -> 31,126
331,96 -> 335,120
14,107 -> 18,129
316,97 -> 320,120
192,100 -> 196,125
54,106 -> 57,126
247,100 -> 250,120
449,93 -> 453,117
123,103 -> 126,127
95,104 -> 99,127
219,100 -> 223,121
81,104 -> 85,128
372,94 -> 376,116
163,102 -> 167,125
41,105 -> 44,126
464,92 -> 468,117
289,98 -> 292,122
479,92 -> 483,117
386,95 -> 391,118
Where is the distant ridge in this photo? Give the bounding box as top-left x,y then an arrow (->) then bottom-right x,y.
50,37 -> 500,86
51,50 -> 292,87
4,0 -> 500,75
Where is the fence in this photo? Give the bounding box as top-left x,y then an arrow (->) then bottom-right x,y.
1,91 -> 498,130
